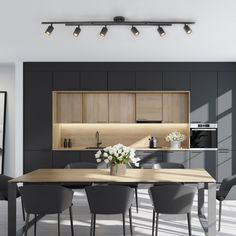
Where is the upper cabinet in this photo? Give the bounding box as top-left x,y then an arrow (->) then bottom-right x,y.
109,93 -> 135,123
163,93 -> 189,123
136,94 -> 163,122
82,93 -> 109,123
108,71 -> 135,90
53,72 -> 80,91
81,72 -> 107,90
136,72 -> 162,90
163,72 -> 190,91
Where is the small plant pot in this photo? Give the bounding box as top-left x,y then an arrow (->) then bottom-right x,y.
170,141 -> 181,149
110,164 -> 127,176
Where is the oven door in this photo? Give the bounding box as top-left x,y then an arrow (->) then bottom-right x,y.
190,129 -> 217,148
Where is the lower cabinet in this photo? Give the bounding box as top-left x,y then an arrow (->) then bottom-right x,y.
24,150 -> 53,173
135,151 -> 163,165
163,151 -> 190,168
190,151 -> 217,179
53,151 -> 81,168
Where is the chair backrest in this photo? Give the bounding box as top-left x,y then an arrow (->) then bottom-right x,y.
149,185 -> 196,214
65,162 -> 98,169
220,175 -> 236,193
141,162 -> 185,169
85,185 -> 134,214
20,185 -> 73,214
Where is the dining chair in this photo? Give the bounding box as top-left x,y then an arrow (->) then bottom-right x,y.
217,174 -> 236,231
140,162 -> 185,169
149,184 -> 196,236
0,174 -> 25,221
85,185 -> 134,236
20,185 -> 74,236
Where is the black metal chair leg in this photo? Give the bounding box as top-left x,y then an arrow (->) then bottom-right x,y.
93,214 -> 96,236
34,214 -> 37,236
122,213 -> 126,236
58,213 -> 61,236
90,214 -> 94,236
21,198 -> 26,221
187,213 -> 191,236
152,210 -> 155,236
69,206 -> 74,236
155,213 -> 158,236
218,201 -> 222,231
129,208 -> 133,236
25,213 -> 30,236
135,187 -> 138,213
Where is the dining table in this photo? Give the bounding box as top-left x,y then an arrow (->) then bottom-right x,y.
8,168 -> 216,236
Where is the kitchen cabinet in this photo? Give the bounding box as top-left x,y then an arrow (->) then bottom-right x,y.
82,93 -> 108,123
108,93 -> 135,123
24,151 -> 52,173
54,93 -> 82,123
108,71 -> 135,90
136,72 -> 162,90
218,72 -> 236,150
163,151 -> 190,168
136,93 -> 163,122
190,151 -> 217,179
53,72 -> 80,90
136,151 -> 163,165
163,93 -> 189,123
81,71 -> 107,90
191,72 -> 217,123
53,151 -> 81,168
163,72 -> 190,91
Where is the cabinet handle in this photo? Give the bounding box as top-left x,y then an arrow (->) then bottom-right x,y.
218,149 -> 230,153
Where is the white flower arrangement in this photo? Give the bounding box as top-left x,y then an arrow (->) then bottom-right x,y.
165,131 -> 186,142
95,144 -> 137,166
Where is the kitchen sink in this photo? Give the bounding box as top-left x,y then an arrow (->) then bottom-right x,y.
85,147 -> 106,149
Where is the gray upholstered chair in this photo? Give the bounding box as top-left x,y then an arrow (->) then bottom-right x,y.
149,185 -> 196,236
0,174 -> 25,221
141,162 -> 185,169
217,174 -> 236,231
20,185 -> 74,236
85,185 -> 134,236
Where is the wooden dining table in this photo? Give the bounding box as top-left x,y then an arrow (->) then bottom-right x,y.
8,168 -> 216,236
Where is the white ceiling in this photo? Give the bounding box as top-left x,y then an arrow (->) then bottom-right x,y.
0,0 -> 236,62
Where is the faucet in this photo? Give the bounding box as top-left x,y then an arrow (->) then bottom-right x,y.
96,131 -> 102,148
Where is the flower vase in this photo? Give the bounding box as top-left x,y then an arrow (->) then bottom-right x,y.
110,164 -> 127,176
170,141 -> 181,149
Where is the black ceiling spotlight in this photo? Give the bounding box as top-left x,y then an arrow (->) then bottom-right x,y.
157,26 -> 166,37
45,24 -> 54,35
184,24 -> 192,34
131,26 -> 140,36
73,26 -> 81,37
100,26 -> 108,37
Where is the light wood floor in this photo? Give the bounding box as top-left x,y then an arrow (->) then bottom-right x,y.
1,186 -> 235,236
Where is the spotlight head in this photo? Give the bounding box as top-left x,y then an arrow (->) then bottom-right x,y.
131,26 -> 139,36
73,26 -> 81,37
100,26 -> 108,37
45,24 -> 54,35
184,24 -> 192,34
157,26 -> 166,37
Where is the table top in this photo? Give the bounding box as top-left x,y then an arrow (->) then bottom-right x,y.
10,168 -> 216,184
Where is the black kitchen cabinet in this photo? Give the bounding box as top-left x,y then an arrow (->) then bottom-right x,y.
135,151 -> 162,166
163,72 -> 190,91
136,72 -> 162,90
53,151 -> 81,168
108,71 -> 135,90
24,71 -> 52,150
190,151 -> 217,179
53,71 -> 80,90
218,72 -> 236,150
191,72 -> 217,123
24,151 -> 52,173
81,71 -> 107,90
163,151 -> 190,168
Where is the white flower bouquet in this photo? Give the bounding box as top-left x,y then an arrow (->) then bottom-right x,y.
95,143 -> 137,166
165,131 -> 186,142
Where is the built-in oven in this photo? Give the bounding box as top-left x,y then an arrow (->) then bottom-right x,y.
190,123 -> 217,149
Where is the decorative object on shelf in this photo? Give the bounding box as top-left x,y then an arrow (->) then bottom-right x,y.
95,144 -> 137,176
149,136 -> 158,148
42,16 -> 195,37
165,131 -> 186,149
68,138 -> 72,148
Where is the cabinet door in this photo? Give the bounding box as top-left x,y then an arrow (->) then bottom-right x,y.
81,72 -> 107,90
24,151 -> 52,173
80,151 -> 106,168
163,151 -> 190,168
135,151 -> 163,165
163,72 -> 190,91
108,71 -> 135,91
136,72 -> 162,91
109,93 -> 135,123
83,93 -> 108,123
53,151 -> 81,168
218,72 -> 236,150
53,72 -> 80,90
54,93 -> 82,123
163,93 -> 189,123
190,151 -> 217,179
136,94 -> 163,122
24,71 -> 52,150
191,72 -> 217,123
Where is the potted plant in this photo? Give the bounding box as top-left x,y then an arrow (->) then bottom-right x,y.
165,131 -> 186,149
95,144 -> 137,176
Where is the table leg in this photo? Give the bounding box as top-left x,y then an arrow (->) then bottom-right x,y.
8,182 -> 17,236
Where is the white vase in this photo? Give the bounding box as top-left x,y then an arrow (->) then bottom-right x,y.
170,141 -> 181,149
110,164 -> 127,176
